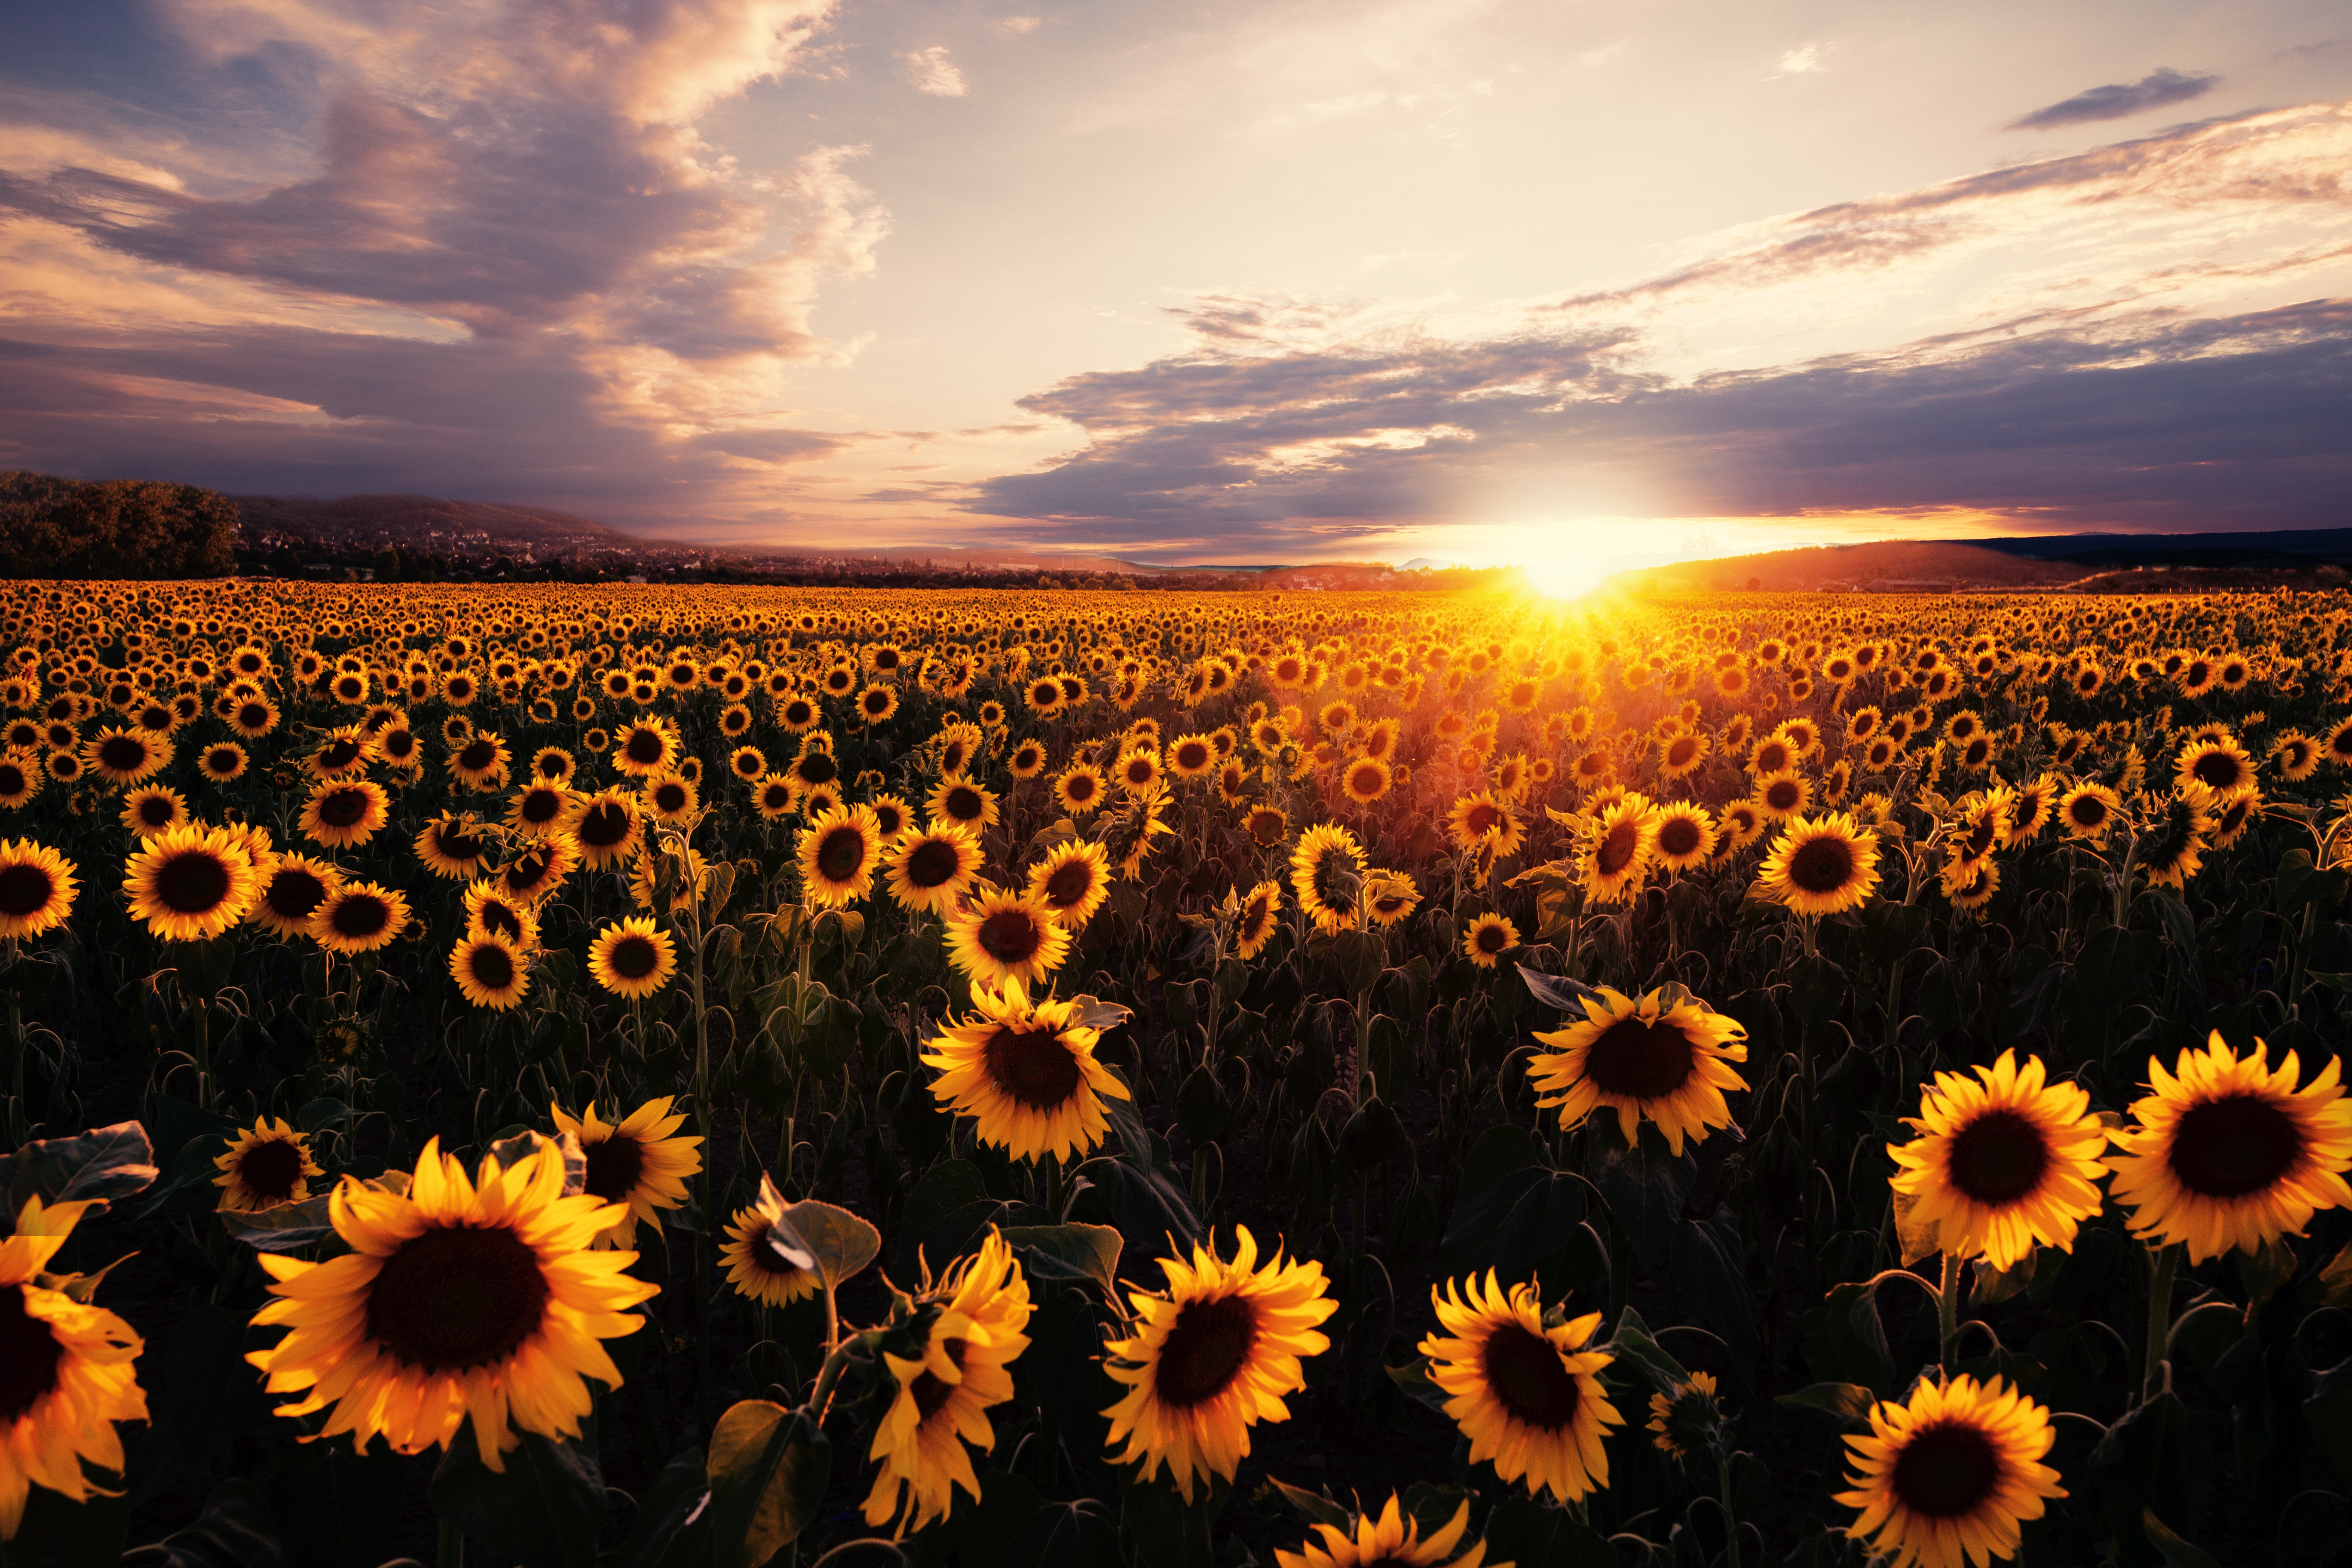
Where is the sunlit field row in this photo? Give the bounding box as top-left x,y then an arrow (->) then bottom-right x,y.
0,579 -> 2348,1568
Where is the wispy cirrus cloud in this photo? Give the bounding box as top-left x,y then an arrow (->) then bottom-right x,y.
2006,66 -> 2220,130
900,46 -> 968,97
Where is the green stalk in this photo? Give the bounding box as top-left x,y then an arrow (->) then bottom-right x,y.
1938,1250 -> 1962,1376
2143,1242 -> 2178,1403
436,1519 -> 465,1568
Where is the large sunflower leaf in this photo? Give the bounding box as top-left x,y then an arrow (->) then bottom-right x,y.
776,1198 -> 881,1289
704,1400 -> 832,1568
0,1121 -> 158,1224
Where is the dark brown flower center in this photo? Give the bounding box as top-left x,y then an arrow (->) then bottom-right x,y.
1480,1320 -> 1581,1431
236,1137 -> 306,1204
1945,1109 -> 2051,1206
135,793 -> 177,827
1666,738 -> 1699,768
266,867 -> 328,922
458,738 -> 497,772
521,789 -> 564,827
1787,836 -> 1856,894
1765,778 -> 1802,812
98,734 -> 148,772
1657,818 -> 1702,858
318,787 -> 372,828
982,1025 -> 1084,1110
797,752 -> 839,787
609,934 -> 660,979
1596,822 -> 1641,876
1476,923 -> 1509,953
2191,751 -> 2244,789
578,803 -> 632,848
0,1285 -> 65,1421
466,941 -> 517,992
1463,803 -> 1501,837
1890,1420 -> 2002,1519
944,786 -> 984,821
1154,1293 -> 1258,1408
582,1135 -> 645,1204
0,863 -> 55,917
435,827 -> 484,863
816,826 -> 867,882
319,738 -> 363,771
331,893 -> 391,939
365,1224 -> 551,1372
157,849 -> 233,914
1585,1017 -> 1696,1101
2168,1093 -> 2302,1198
977,909 -> 1043,963
625,729 -> 666,765
1043,859 -> 1093,908
910,1337 -> 970,1423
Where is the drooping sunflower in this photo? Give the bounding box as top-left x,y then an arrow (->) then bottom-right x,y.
0,1194 -> 148,1540
214,1118 -> 324,1213
414,811 -> 496,880
1419,1271 -> 1620,1504
1274,1495 -> 1499,1568
1461,913 -> 1519,969
1943,789 -> 2015,873
0,839 -> 77,940
1528,985 -> 1749,1155
448,931 -> 530,1010
884,824 -> 985,915
1233,881 -> 1283,960
2105,1032 -> 2352,1262
943,888 -> 1070,988
124,822 -> 263,942
549,1098 -> 704,1248
1102,1227 -> 1336,1503
302,778 -> 392,851
863,1231 -> 1035,1533
1833,1375 -> 2064,1568
1289,821 -> 1367,935
2137,788 -> 2212,890
1026,839 -> 1112,928
495,835 -> 578,908
245,1136 -> 658,1470
588,916 -> 678,998
309,880 -> 411,956
1648,1370 -> 1723,1462
564,788 -> 645,871
119,784 -> 187,838
1578,799 -> 1657,904
797,804 -> 883,908
1886,1051 -> 2110,1272
922,977 -> 1131,1164
1363,869 -> 1421,928
1756,813 -> 1880,916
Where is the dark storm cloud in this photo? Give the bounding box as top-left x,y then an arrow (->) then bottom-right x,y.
2006,67 -> 2220,131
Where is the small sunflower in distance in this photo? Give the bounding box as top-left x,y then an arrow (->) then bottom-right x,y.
943,888 -> 1070,989
550,1098 -> 703,1248
863,1230 -> 1034,1533
588,916 -> 678,999
1756,812 -> 1881,916
1528,985 -> 1749,1156
2105,1032 -> 2352,1262
1834,1375 -> 2064,1568
921,977 -> 1132,1164
0,839 -> 76,940
214,1118 -> 323,1212
1419,1271 -> 1620,1503
1102,1227 -> 1336,1502
1648,1371 -> 1723,1462
1274,1495 -> 1500,1568
719,1176 -> 821,1307
245,1136 -> 658,1469
1886,1052 -> 2109,1272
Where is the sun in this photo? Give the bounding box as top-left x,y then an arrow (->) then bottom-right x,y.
1519,549 -> 1612,600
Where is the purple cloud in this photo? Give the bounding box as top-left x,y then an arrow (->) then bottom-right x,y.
2007,67 -> 2220,132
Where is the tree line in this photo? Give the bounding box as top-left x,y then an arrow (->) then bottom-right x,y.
0,470 -> 239,579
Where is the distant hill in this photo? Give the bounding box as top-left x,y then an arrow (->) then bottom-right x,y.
1969,528 -> 2352,568
233,493 -> 644,558
1610,530 -> 2352,595
1611,541 -> 2087,594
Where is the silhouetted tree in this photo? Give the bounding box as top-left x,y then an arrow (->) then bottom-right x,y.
0,471 -> 239,578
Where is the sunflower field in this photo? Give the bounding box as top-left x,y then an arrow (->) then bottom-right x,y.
1,580 -> 2350,1568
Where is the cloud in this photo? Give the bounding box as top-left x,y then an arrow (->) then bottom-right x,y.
900,46 -> 968,97
2007,66 -> 2220,130
1774,43 -> 1829,76
992,16 -> 1042,37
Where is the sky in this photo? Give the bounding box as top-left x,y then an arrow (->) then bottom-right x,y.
2,0 -> 2349,578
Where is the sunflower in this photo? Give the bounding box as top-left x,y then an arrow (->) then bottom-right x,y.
2176,736 -> 2254,796
2137,789 -> 2212,890
1943,789 -> 2015,874
943,889 -> 1069,988
302,778 -> 392,851
0,1194 -> 148,1540
2105,1032 -> 2352,1262
1657,729 -> 1709,779
1419,1271 -> 1620,1503
1528,985 -> 1749,1155
124,822 -> 263,942
0,753 -> 39,809
928,775 -> 1000,833
1756,813 -> 1880,916
1942,859 -> 1999,913
414,811 -> 495,880
868,793 -> 913,844
2274,730 -> 2321,783
795,804 -> 882,908
506,783 -> 570,839
1289,822 -> 1367,935
1102,1227 -> 1336,1503
1447,790 -> 1524,858
1233,881 -> 1283,960
214,1118 -> 324,1212
246,852 -> 342,939
720,1189 -> 821,1308
2057,782 -> 2120,840
643,772 -> 698,824
309,881 -> 410,956
1833,1375 -> 2064,1568
117,784 -> 186,839
495,835 -> 578,908
449,931 -> 530,1010
922,977 -> 1131,1164
1461,913 -> 1519,969
1887,1052 -> 2109,1272
0,840 -> 77,941
884,824 -> 986,916
1577,799 -> 1657,905
858,683 -> 900,725
1054,763 -> 1107,816
864,1231 -> 1034,1533
1026,840 -> 1111,928
1274,1495 -> 1498,1568
82,726 -> 171,787
753,773 -> 799,821
564,788 -> 645,871
587,916 -> 678,999
1648,1371 -> 1722,1462
1651,803 -> 1716,873
1340,755 -> 1391,805
447,730 -> 511,791
611,719 -> 680,778
549,1099 -> 703,1248
245,1136 -> 658,1470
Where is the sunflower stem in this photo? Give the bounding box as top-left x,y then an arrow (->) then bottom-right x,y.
2142,1242 -> 2178,1403
436,1519 -> 465,1568
1937,1250 -> 1962,1376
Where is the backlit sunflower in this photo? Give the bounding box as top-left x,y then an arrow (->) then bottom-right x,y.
495,835 -> 578,907
414,811 -> 496,879
643,771 -> 697,824
1756,812 -> 1880,916
1528,985 -> 1749,1155
2136,789 -> 2212,890
309,880 -> 410,956
245,1136 -> 658,1470
214,1118 -> 323,1213
1274,1495 -> 1499,1568
922,977 -> 1130,1164
302,778 -> 391,850
564,788 -> 645,871
124,822 -> 262,942
1648,1371 -> 1722,1462
1833,1375 -> 2064,1568
2175,735 -> 2254,796
1447,790 -> 1524,858
943,888 -> 1069,988
549,1098 -> 703,1248
82,726 -> 170,787
0,840 -> 77,940
1027,839 -> 1111,928
449,931 -> 530,1010
1887,1051 -> 2109,1272
1651,803 -> 1716,873
0,753 -> 39,809
2105,1032 -> 2352,1262
1461,913 -> 1519,969
588,916 -> 678,998
2057,782 -> 2120,840
868,793 -> 913,844
446,729 -> 510,791
611,718 -> 680,778
1102,1227 -> 1336,1502
720,1183 -> 822,1307
1577,799 -> 1657,905
863,1231 -> 1034,1532
797,803 -> 883,908
119,784 -> 187,838
1289,821 -> 1367,935
0,1194 -> 148,1541
1419,1271 -> 1620,1504
247,852 -> 341,938
506,783 -> 570,839
884,824 -> 985,916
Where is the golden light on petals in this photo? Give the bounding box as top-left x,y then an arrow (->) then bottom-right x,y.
1528,985 -> 1749,1156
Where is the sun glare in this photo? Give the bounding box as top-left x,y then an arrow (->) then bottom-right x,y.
1520,541 -> 1612,600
